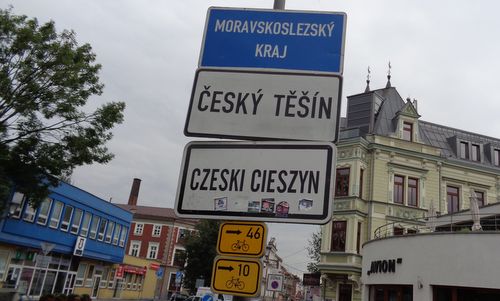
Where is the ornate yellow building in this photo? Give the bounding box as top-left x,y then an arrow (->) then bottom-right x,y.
319,79 -> 500,301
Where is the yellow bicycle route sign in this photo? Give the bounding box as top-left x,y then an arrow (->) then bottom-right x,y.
217,222 -> 267,257
211,256 -> 262,297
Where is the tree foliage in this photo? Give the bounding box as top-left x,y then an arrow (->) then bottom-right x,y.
306,229 -> 321,273
0,8 -> 125,208
183,219 -> 221,293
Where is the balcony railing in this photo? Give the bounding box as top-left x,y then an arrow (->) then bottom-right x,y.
373,212 -> 500,239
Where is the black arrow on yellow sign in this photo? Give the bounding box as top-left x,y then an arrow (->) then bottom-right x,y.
217,265 -> 234,272
225,230 -> 242,235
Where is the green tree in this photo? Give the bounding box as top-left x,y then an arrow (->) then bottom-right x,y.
183,219 -> 221,293
0,8 -> 125,210
306,229 -> 321,272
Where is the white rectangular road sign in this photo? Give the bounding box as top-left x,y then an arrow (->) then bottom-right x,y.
184,69 -> 342,142
266,274 -> 284,292
174,141 -> 336,224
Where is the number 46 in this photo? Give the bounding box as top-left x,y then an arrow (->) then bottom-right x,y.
246,227 -> 261,239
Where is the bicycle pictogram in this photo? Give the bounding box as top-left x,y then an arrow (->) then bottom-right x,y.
231,240 -> 250,252
225,276 -> 245,290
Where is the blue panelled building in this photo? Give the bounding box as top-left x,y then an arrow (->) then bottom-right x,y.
1,181 -> 132,298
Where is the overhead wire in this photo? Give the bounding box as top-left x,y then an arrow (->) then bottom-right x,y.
281,246 -> 308,259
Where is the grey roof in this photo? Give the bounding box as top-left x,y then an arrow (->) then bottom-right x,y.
343,85 -> 500,170
419,120 -> 500,162
371,87 -> 406,136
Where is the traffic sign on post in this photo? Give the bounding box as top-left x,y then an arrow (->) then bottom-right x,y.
211,256 -> 262,297
185,69 -> 342,142
217,222 -> 267,257
266,274 -> 284,292
200,7 -> 347,74
174,141 -> 336,224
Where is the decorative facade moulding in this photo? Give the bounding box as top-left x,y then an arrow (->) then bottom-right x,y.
387,162 -> 429,174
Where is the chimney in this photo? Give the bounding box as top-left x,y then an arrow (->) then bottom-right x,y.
128,178 -> 141,206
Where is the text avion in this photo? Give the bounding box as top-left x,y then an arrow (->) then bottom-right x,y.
367,258 -> 402,276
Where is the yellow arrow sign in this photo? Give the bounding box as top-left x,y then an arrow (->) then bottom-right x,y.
217,222 -> 267,257
211,256 -> 262,297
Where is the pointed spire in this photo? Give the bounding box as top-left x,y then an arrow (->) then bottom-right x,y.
386,61 -> 392,88
365,66 -> 371,92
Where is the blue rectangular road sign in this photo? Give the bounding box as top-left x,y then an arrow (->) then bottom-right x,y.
200,7 -> 346,74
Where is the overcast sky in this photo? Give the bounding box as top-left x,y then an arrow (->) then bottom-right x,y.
5,0 -> 500,275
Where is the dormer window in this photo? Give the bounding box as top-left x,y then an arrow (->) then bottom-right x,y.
460,142 -> 469,159
459,141 -> 481,162
403,122 -> 413,141
494,149 -> 500,166
471,144 -> 480,161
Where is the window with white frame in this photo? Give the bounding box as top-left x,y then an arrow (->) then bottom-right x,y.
119,226 -> 128,247
129,241 -> 141,257
60,205 -> 74,231
75,263 -> 87,286
134,223 -> 144,235
80,212 -> 92,237
152,224 -> 162,237
100,267 -> 109,288
71,208 -> 83,234
37,198 -> 52,225
89,216 -> 100,239
49,201 -> 64,228
10,192 -> 26,218
98,219 -> 108,241
113,224 -> 121,245
105,221 -> 115,243
85,265 -> 95,287
23,202 -> 37,222
147,242 -> 159,259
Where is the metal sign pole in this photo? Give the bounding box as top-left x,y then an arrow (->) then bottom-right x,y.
273,0 -> 285,10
